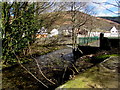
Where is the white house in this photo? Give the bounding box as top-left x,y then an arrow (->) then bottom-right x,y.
87,26 -> 119,37
87,31 -> 101,37
104,33 -> 111,37
110,26 -> 119,37
37,27 -> 47,34
50,28 -> 59,37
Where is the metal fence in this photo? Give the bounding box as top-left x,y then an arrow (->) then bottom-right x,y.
77,36 -> 99,45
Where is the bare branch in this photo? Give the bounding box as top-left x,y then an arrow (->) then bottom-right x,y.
93,2 -> 119,15
13,51 -> 49,88
103,1 -> 119,7
31,56 -> 56,85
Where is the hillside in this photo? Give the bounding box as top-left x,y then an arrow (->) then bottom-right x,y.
99,16 -> 120,24
39,11 -> 120,32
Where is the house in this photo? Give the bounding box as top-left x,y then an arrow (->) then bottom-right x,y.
49,28 -> 59,37
87,31 -> 101,37
86,26 -> 119,37
36,33 -> 48,38
36,27 -> 48,38
100,26 -> 119,37
58,25 -> 72,36
78,29 -> 88,35
110,26 -> 119,36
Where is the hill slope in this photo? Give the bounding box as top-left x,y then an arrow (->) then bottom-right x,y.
99,16 -> 120,24
39,11 -> 120,32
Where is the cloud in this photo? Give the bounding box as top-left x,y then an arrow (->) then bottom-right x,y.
96,11 -> 118,16
90,0 -> 118,16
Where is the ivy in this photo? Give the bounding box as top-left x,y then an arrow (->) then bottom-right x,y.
2,2 -> 39,64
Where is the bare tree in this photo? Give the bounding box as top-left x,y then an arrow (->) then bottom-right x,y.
58,2 -> 96,61
67,2 -> 96,48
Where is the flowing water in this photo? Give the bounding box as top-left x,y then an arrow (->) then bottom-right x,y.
2,47 -> 75,89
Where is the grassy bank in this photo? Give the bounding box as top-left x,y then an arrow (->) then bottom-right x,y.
2,44 -> 67,70
56,54 -> 119,89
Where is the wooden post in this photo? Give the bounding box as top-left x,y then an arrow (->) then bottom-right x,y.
100,33 -> 104,49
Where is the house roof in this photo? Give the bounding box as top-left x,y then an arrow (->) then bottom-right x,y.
110,26 -> 118,31
110,26 -> 120,31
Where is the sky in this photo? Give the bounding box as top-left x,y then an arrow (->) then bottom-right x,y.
0,0 -> 119,17
90,0 -> 119,17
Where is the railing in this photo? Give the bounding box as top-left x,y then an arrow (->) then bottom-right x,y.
77,36 -> 99,45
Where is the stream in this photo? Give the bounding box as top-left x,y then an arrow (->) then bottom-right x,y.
2,46 -> 119,89
36,47 -> 74,64
2,47 -> 75,89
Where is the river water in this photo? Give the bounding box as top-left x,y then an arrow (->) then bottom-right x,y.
36,48 -> 74,64
2,47 -> 75,89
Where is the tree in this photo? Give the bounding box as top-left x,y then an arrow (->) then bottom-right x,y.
2,2 -> 54,64
57,2 -> 96,61
1,1 -> 70,65
2,2 -> 33,64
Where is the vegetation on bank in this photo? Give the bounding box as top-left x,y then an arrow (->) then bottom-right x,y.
83,54 -> 119,62
2,44 -> 66,69
57,55 -> 119,89
2,2 -> 39,65
1,2 -> 61,66
2,46 -> 119,89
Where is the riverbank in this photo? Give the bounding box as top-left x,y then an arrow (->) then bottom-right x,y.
2,45 -> 120,89
56,55 -> 119,89
2,45 -> 69,89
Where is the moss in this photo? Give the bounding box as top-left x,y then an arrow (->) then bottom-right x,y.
83,58 -> 90,62
57,55 -> 119,88
59,76 -> 91,88
110,54 -> 120,56
95,54 -> 119,59
57,64 -> 117,88
57,68 -> 102,89
89,54 -> 119,64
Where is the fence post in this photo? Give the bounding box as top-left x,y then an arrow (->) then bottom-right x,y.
76,37 -> 79,44
100,33 -> 104,49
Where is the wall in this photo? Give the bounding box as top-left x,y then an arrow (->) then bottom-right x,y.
100,33 -> 120,50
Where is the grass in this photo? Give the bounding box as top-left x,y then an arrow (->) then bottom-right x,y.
89,54 -> 119,64
29,44 -> 66,57
57,54 -> 119,89
59,77 -> 91,88
57,67 -> 101,89
2,44 -> 67,70
58,58 -> 118,88
94,54 -> 119,60
82,54 -> 119,63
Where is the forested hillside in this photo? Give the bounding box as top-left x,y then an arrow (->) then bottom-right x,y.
99,16 -> 120,24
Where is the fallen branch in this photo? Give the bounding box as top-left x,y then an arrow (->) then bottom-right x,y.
62,67 -> 67,80
28,43 -> 56,85
13,51 -> 48,88
31,56 -> 56,85
72,63 -> 79,73
68,67 -> 75,76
